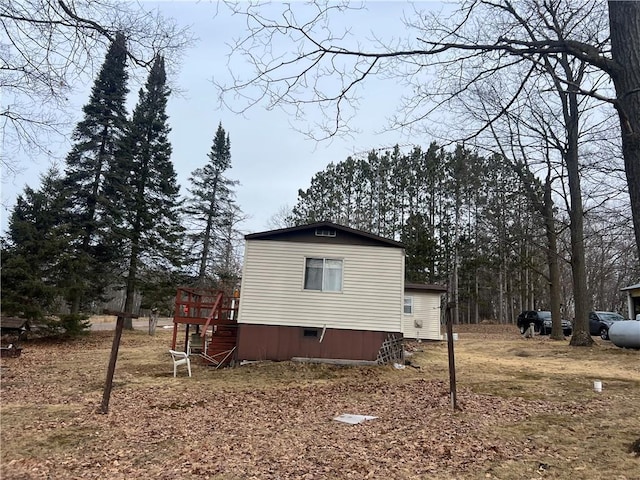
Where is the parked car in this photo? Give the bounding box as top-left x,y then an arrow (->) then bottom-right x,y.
517,310 -> 573,336
589,311 -> 626,340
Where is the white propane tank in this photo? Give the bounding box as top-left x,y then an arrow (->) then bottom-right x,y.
608,321 -> 640,349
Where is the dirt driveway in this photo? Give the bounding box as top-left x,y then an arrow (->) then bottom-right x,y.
89,315 -> 174,331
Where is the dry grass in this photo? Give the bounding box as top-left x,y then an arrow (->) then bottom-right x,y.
1,324 -> 639,479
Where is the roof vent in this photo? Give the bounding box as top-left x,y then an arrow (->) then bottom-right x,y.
315,228 -> 336,237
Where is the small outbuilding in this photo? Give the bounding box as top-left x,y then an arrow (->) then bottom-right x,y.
621,283 -> 640,320
402,283 -> 447,340
236,222 -> 406,362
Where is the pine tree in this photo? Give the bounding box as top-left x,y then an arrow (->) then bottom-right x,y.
1,167 -> 68,319
401,213 -> 438,283
113,55 -> 184,328
184,122 -> 240,286
62,32 -> 129,313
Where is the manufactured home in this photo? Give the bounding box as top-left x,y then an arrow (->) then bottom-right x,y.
236,222 -> 407,362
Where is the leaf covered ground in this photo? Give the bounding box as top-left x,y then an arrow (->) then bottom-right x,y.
1,324 -> 639,479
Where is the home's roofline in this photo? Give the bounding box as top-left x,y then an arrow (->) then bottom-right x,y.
245,221 -> 404,248
404,283 -> 448,292
621,283 -> 640,291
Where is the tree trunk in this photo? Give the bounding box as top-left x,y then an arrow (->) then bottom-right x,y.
198,208 -> 214,283
498,263 -> 504,324
122,201 -> 143,331
543,180 -> 564,341
609,1 -> 640,257
564,86 -> 593,346
122,240 -> 139,330
453,248 -> 459,325
474,271 -> 479,324
197,175 -> 219,284
70,293 -> 81,315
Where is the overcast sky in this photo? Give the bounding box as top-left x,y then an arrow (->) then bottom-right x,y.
1,1 -> 439,235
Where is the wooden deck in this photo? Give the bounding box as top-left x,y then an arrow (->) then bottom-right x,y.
171,287 -> 239,367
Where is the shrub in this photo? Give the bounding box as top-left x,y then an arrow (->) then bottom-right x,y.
38,314 -> 92,338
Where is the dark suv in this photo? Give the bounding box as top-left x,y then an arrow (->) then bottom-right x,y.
589,311 -> 625,340
517,310 -> 573,336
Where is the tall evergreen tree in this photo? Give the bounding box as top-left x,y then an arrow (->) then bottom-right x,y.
112,55 -> 183,329
290,141 -> 635,324
62,32 -> 129,313
401,213 -> 438,283
1,167 -> 68,319
184,122 -> 240,286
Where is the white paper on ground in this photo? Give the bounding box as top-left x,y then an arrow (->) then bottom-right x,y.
333,414 -> 378,424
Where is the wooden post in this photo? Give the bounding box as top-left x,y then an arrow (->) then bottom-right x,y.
100,315 -> 124,414
445,302 -> 458,411
99,310 -> 138,414
149,308 -> 159,336
171,322 -> 178,350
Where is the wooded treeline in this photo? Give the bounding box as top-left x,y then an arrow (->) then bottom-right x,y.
287,143 -> 638,324
2,1 -> 639,334
1,35 -> 243,326
220,0 -> 640,343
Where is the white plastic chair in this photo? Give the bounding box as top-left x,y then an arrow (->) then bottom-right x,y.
169,349 -> 191,377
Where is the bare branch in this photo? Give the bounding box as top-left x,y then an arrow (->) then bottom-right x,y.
218,0 -> 613,143
0,0 -> 193,172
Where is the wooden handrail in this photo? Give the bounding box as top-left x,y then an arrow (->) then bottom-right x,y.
201,291 -> 224,338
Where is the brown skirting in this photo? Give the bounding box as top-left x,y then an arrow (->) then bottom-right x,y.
237,324 -> 400,362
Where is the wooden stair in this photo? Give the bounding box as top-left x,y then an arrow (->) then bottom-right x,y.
202,323 -> 238,367
171,287 -> 239,367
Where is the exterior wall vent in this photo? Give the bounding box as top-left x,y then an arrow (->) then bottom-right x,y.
303,328 -> 319,337
315,228 -> 336,237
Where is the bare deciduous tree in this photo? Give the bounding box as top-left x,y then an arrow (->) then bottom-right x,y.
1,0 -> 192,172
265,204 -> 296,230
219,0 -> 640,258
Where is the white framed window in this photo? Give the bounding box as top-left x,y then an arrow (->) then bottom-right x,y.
304,258 -> 343,292
404,296 -> 414,315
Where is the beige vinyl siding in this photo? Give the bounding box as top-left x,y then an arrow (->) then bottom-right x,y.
402,291 -> 442,340
238,240 -> 404,332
